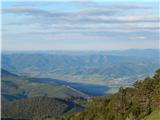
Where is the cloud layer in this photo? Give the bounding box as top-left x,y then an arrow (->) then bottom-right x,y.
2,1 -> 159,50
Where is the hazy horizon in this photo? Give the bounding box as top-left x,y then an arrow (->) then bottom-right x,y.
2,48 -> 160,53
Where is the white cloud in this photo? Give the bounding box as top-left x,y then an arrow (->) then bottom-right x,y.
2,1 -> 159,50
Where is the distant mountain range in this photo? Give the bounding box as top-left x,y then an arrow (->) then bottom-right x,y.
3,49 -> 159,57
2,49 -> 160,94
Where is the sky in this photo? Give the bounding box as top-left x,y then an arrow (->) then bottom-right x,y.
1,0 -> 160,51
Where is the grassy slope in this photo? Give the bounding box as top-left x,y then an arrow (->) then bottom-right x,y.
1,69 -> 88,103
142,110 -> 160,120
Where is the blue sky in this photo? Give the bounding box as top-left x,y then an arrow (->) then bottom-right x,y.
2,0 -> 159,51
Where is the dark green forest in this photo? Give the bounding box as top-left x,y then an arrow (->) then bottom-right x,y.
2,96 -> 85,120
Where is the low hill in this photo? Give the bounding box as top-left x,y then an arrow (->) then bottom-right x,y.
2,96 -> 83,119
1,69 -> 88,103
67,69 -> 160,120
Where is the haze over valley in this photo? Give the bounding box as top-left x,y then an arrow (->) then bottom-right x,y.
2,49 -> 160,95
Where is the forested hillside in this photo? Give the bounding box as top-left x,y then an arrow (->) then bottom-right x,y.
2,96 -> 84,120
67,69 -> 160,120
1,69 -> 160,120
